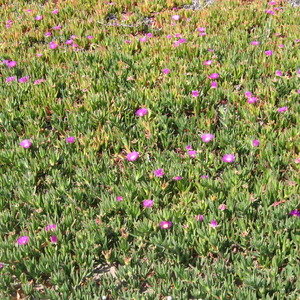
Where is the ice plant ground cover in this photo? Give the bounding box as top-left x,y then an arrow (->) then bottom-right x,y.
0,0 -> 299,298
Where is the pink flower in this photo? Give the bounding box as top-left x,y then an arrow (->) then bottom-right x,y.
203,60 -> 213,66
6,76 -> 17,83
199,32 -> 206,37
211,81 -> 217,88
0,263 -> 3,269
209,73 -> 219,79
265,50 -> 273,56
52,9 -> 59,14
247,97 -> 258,104
126,151 -> 139,162
222,154 -> 235,163
245,91 -> 252,97
20,139 -> 32,148
188,150 -> 197,158
87,35 -> 94,39
35,15 -> 43,20
173,176 -> 182,181
142,200 -> 154,208
265,9 -> 275,14
279,44 -> 284,48
66,136 -> 75,143
186,145 -> 192,150
252,139 -> 260,147
45,224 -> 57,231
18,76 -> 29,83
50,236 -> 58,243
201,133 -> 214,143
175,33 -> 181,38
154,169 -> 164,177
53,25 -> 62,30
201,175 -> 209,179
251,41 -> 260,46
159,221 -> 173,229
36,53 -> 43,57
163,68 -> 170,74
125,40 -> 131,43
172,15 -> 180,21
17,236 -> 29,245
65,39 -> 73,45
195,215 -> 204,221
7,61 -> 17,68
116,196 -> 123,202
275,70 -> 283,76
146,33 -> 153,38
269,1 -> 276,5
135,108 -> 148,117
45,32 -> 52,37
34,78 -> 46,85
277,106 -> 287,112
218,204 -> 227,211
210,220 -> 218,228
197,27 -> 206,32
191,90 -> 199,97
49,41 -> 58,49
139,37 -> 147,42
166,35 -> 172,39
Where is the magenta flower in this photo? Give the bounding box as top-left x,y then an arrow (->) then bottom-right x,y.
269,1 -> 276,4
186,145 -> 192,150
17,236 -> 29,245
160,221 -> 173,229
247,96 -> 258,104
126,151 -> 139,162
35,15 -> 42,20
201,175 -> 209,179
50,236 -> 58,243
265,9 -> 275,14
36,53 -> 43,57
197,27 -> 206,32
53,25 -> 62,30
142,200 -> 154,208
166,34 -> 172,39
45,224 -> 57,231
203,60 -> 213,66
173,176 -> 182,181
289,210 -> 300,217
162,68 -> 170,74
252,139 -> 260,147
209,73 -> 219,79
125,40 -> 131,43
20,139 -> 32,149
7,61 -> 17,68
66,136 -> 75,143
195,215 -> 204,221
146,33 -> 153,38
175,33 -> 181,38
116,196 -> 123,202
211,81 -> 217,88
65,39 -> 73,45
279,44 -> 284,48
49,41 -> 58,49
0,263 -> 3,269
222,154 -> 235,163
251,41 -> 260,46
210,220 -> 218,228
18,76 -> 29,83
87,35 -> 94,39
45,32 -> 52,37
218,204 -> 227,211
188,150 -> 197,158
171,15 -> 180,21
154,169 -> 164,177
52,9 -> 59,14
275,70 -> 283,76
6,76 -> 17,83
191,90 -> 199,97
199,32 -> 206,37
70,35 -> 76,39
135,108 -> 148,117
139,37 -> 147,42
265,50 -> 273,56
245,91 -> 252,97
201,133 -> 214,143
34,78 -> 46,85
277,106 -> 287,112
